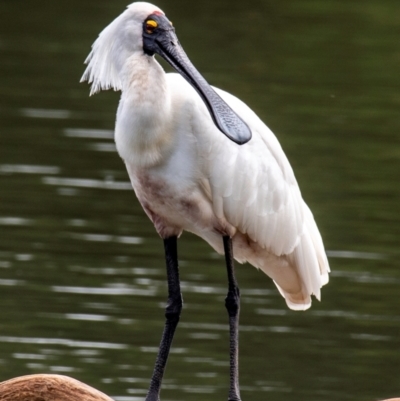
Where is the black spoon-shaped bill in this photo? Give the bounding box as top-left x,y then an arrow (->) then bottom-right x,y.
143,14 -> 252,145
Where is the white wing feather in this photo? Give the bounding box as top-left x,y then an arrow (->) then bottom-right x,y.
204,87 -> 330,310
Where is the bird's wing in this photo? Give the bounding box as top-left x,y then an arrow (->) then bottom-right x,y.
205,87 -> 304,255
201,87 -> 330,305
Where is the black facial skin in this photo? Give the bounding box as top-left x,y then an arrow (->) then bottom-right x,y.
142,13 -> 177,56
142,13 -> 252,145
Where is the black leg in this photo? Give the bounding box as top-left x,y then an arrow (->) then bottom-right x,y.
145,236 -> 182,401
223,235 -> 242,401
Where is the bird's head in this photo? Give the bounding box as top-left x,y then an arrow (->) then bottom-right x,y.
81,2 -> 251,145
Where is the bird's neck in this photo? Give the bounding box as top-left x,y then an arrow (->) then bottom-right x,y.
115,54 -> 174,168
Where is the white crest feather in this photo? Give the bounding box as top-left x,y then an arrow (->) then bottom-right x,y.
80,12 -> 126,95
80,2 -> 163,95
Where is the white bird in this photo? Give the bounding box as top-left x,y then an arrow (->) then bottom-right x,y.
81,3 -> 330,400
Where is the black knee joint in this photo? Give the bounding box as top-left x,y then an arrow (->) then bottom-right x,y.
225,288 -> 240,316
165,295 -> 182,322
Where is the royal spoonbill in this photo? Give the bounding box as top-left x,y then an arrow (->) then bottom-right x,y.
81,2 -> 330,400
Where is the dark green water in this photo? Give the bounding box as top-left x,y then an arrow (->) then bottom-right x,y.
1,0 -> 399,400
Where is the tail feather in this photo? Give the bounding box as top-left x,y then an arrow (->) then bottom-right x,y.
257,204 -> 330,311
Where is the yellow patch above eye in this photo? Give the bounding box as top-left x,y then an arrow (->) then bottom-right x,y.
146,20 -> 158,28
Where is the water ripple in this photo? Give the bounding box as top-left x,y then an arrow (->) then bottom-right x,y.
67,232 -> 143,245
0,261 -> 11,268
326,250 -> 386,260
256,308 -> 288,316
69,266 -> 159,276
118,378 -> 149,384
20,108 -> 71,119
140,346 -> 187,354
12,353 -> 48,360
52,285 -> 156,297
0,279 -> 25,286
0,164 -> 60,175
15,254 -> 34,262
0,336 -> 127,349
312,310 -> 400,322
26,363 -> 46,370
72,349 -> 101,356
350,333 -> 391,341
180,322 -> 292,333
89,143 -> 117,152
189,333 -> 220,340
126,389 -> 148,395
64,128 -> 114,139
180,282 -> 226,295
49,366 -> 76,373
43,176 -> 132,190
65,313 -> 111,322
0,217 -> 32,226
182,385 -> 215,394
331,270 -> 399,284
